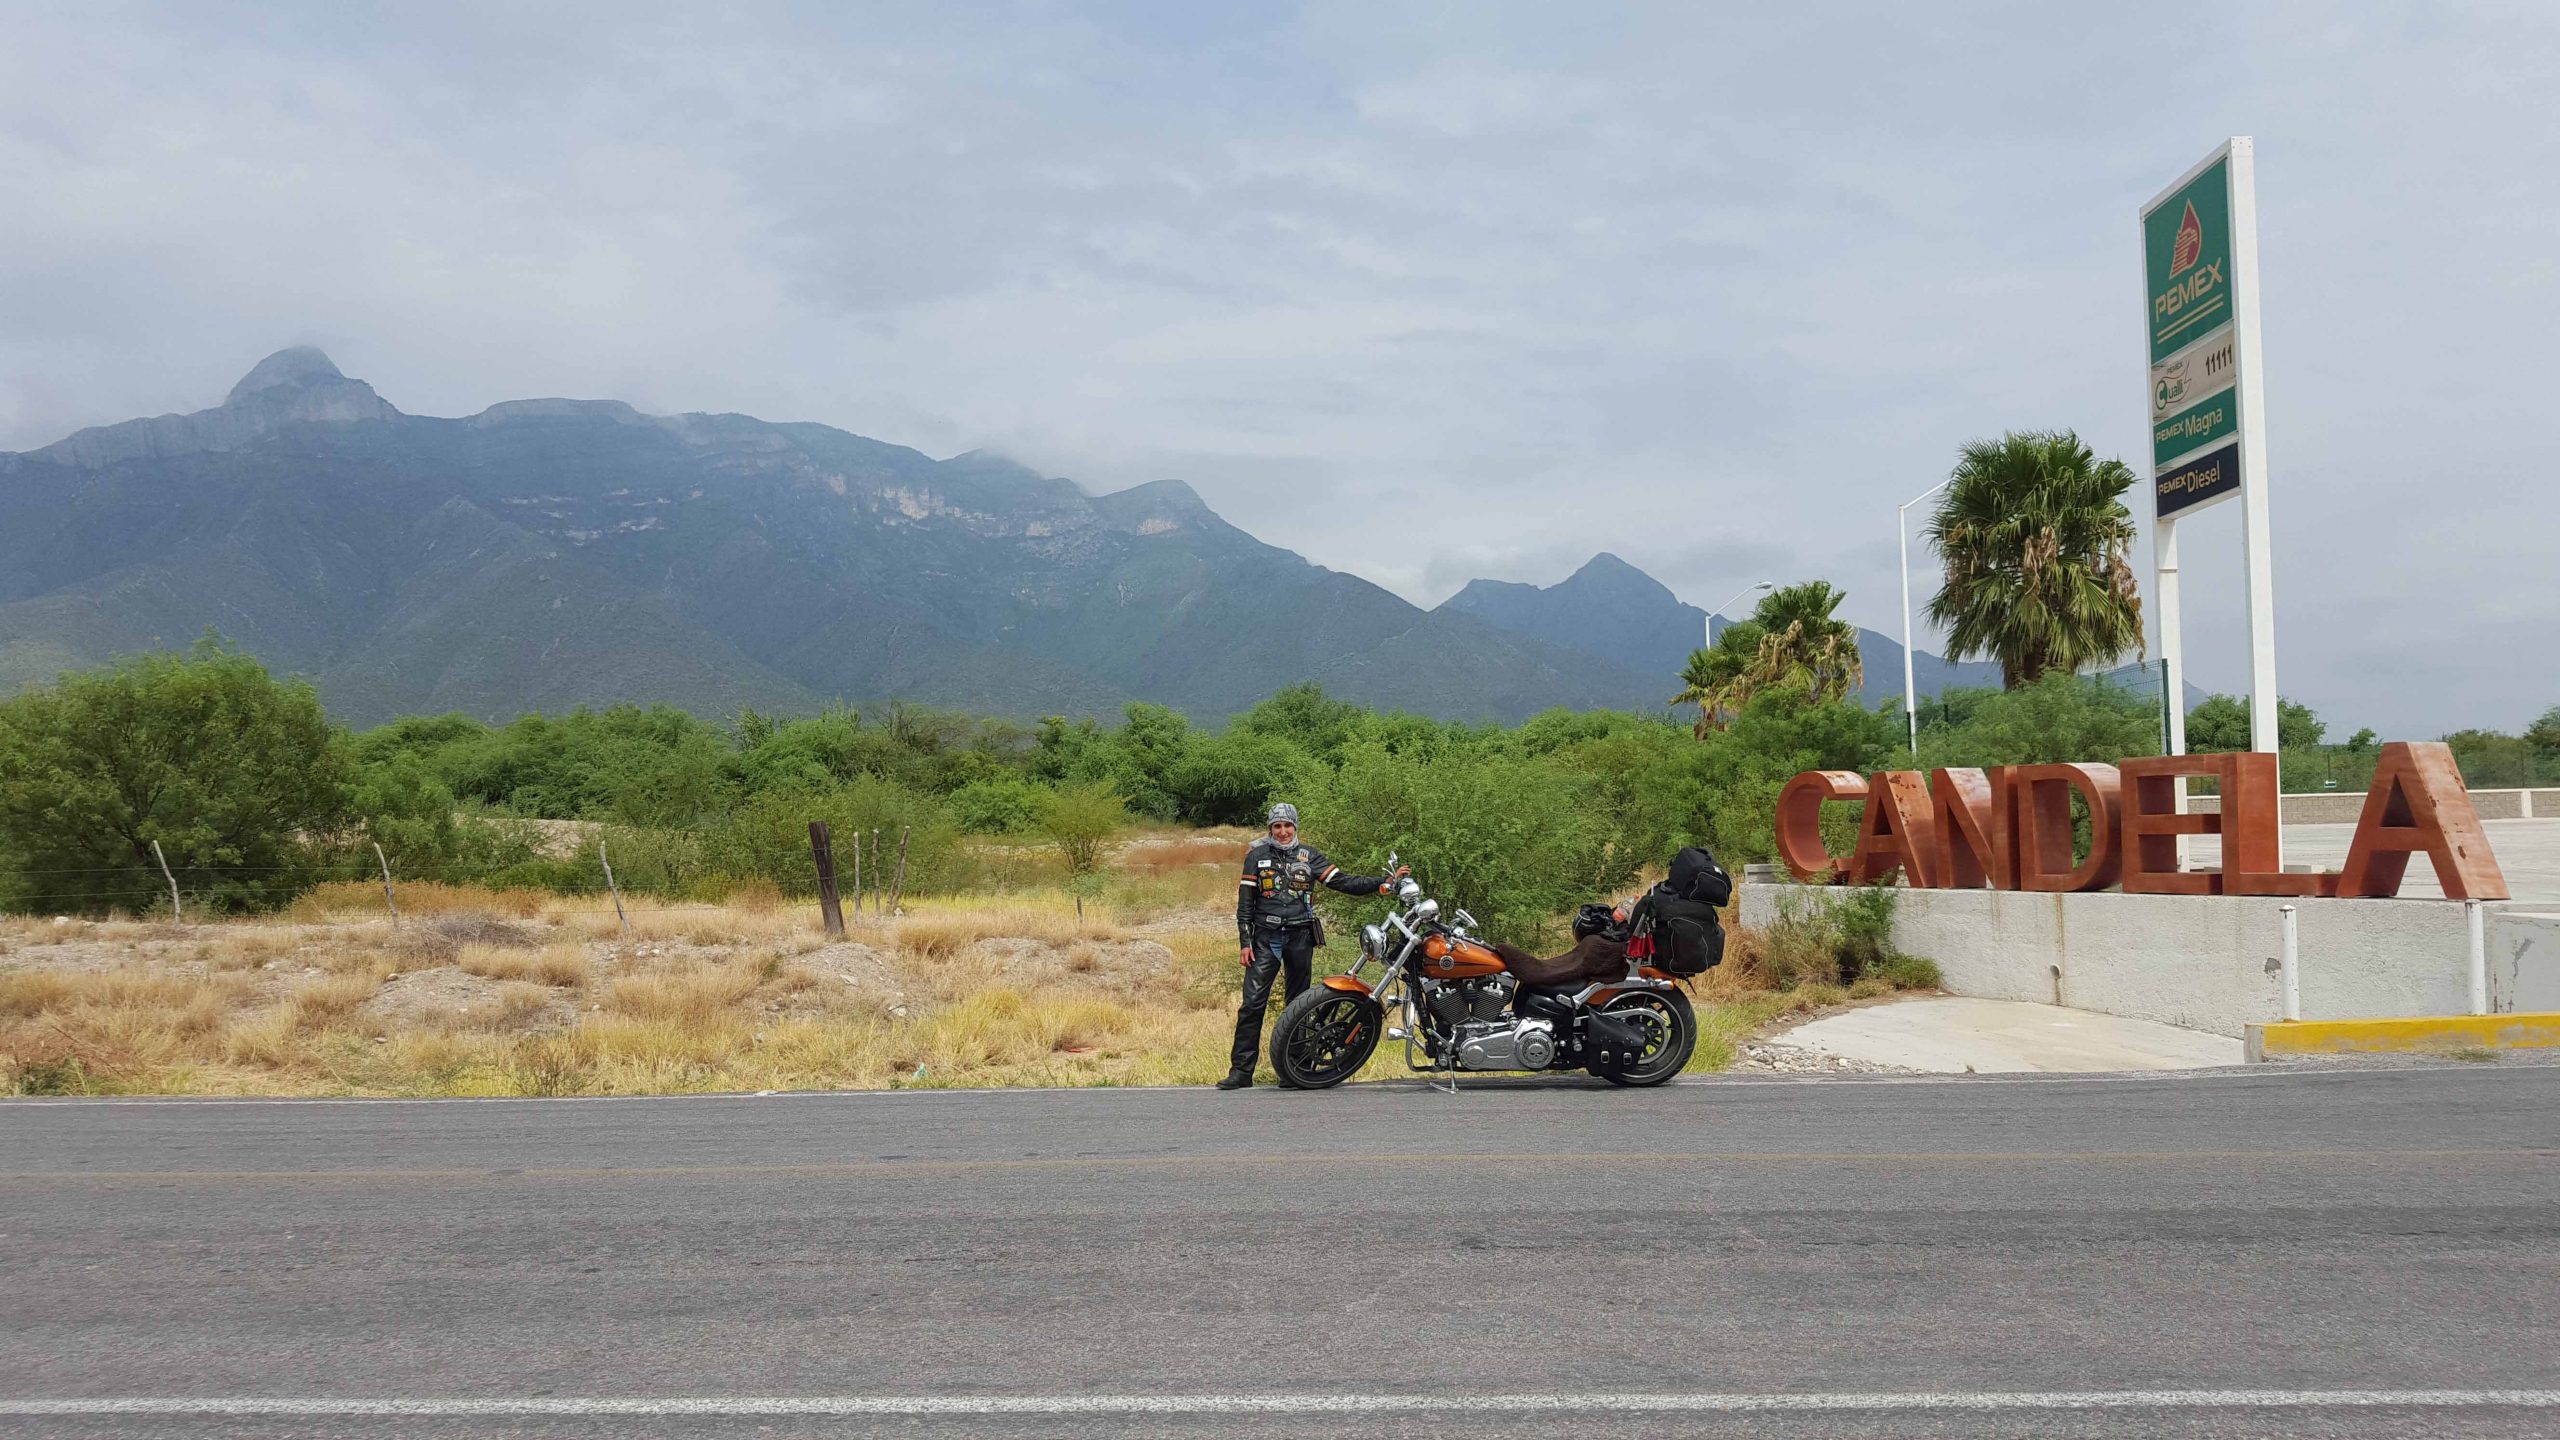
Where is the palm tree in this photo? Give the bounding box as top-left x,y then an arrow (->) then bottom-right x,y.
1925,431 -> 2144,689
1671,581 -> 1864,735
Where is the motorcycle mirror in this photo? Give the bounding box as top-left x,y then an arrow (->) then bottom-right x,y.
1454,908 -> 1477,930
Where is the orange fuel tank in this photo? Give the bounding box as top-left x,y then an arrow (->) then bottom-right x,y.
1419,933 -> 1508,978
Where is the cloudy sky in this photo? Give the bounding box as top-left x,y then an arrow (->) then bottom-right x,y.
3,1 -> 2553,737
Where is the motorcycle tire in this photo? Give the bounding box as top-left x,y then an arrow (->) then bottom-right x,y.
1269,986 -> 1384,1090
1589,989 -> 1696,1087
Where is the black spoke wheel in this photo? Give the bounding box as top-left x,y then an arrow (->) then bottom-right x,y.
1590,989 -> 1695,1087
1270,987 -> 1382,1090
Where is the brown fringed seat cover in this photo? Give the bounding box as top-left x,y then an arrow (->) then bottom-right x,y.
1488,935 -> 1628,988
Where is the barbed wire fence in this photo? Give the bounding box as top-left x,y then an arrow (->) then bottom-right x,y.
0,822 -> 918,929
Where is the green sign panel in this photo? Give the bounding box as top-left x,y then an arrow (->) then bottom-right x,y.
2153,391 -> 2238,467
2143,157 -> 2233,363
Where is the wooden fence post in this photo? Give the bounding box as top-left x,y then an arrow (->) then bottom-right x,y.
871,830 -> 883,913
850,828 -> 863,917
150,840 -> 182,924
888,825 -> 911,916
373,841 -> 401,928
599,840 -> 630,938
809,821 -> 845,938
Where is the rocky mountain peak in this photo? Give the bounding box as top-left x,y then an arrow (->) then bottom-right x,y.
1557,552 -> 1683,609
227,347 -> 348,405
24,345 -> 397,468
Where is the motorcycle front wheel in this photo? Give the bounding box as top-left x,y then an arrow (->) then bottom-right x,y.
1270,987 -> 1383,1089
1590,989 -> 1696,1087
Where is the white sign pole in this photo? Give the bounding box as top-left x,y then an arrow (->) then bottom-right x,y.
2156,514 -> 2189,866
2228,136 -> 2281,762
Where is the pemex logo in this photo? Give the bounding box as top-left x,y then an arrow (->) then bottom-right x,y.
2170,199 -> 2203,275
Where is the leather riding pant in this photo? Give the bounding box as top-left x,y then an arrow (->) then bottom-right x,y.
1230,924 -> 1315,1070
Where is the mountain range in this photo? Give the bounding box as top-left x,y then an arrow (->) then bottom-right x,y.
0,349 -> 2144,727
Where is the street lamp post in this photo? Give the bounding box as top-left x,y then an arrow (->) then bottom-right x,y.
1898,478 -> 1952,755
1706,581 -> 1774,652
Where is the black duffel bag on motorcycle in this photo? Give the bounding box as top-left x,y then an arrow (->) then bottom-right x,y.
1631,845 -> 1730,977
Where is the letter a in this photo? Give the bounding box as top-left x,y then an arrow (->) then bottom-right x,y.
2337,743 -> 2509,900
1850,771 -> 1939,886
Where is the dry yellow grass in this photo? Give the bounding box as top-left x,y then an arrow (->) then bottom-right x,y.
1,884 -> 1892,1097
0,885 -> 1247,1096
458,943 -> 590,987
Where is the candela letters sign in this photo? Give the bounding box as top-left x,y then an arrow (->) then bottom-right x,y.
1775,741 -> 2508,900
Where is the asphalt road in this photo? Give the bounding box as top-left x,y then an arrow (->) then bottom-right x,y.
5,1066 -> 2558,1439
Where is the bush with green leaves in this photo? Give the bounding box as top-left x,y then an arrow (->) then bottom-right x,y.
2185,693 -> 2326,754
949,774 -> 1043,834
1689,689 -> 1903,867
1758,884 -> 1940,991
1919,672 -> 2163,771
1035,782 -> 1128,881
705,777 -> 962,897
1289,742 -> 1633,944
0,644 -> 352,914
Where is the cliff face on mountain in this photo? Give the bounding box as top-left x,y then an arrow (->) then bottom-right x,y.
0,350 -> 1664,724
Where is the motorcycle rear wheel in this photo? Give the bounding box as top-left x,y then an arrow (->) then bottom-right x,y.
1590,989 -> 1696,1087
1270,987 -> 1383,1090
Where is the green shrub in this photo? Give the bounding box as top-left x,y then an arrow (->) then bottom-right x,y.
0,641 -> 352,915
950,775 -> 1041,835
1292,743 -> 1630,944
1756,885 -> 1935,991
706,778 -> 962,896
1035,782 -> 1127,881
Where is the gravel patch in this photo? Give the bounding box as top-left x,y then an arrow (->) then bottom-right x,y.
357,966 -> 572,1035
1728,1041 -> 1929,1076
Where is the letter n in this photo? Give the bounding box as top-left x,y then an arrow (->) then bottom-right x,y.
1849,771 -> 1938,886
1929,767 -> 2010,889
2337,742 -> 2510,899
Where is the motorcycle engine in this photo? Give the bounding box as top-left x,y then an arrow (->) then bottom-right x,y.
1423,975 -> 1518,1028
1454,1017 -> 1556,1071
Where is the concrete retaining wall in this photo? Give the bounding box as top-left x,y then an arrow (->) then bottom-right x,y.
1737,885 -> 2558,1037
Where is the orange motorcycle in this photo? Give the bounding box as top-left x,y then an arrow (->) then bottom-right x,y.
1266,856 -> 1695,1090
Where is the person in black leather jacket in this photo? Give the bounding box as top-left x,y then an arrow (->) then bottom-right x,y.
1219,802 -> 1400,1090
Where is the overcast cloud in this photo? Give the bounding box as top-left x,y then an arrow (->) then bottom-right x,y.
3,1 -> 2553,737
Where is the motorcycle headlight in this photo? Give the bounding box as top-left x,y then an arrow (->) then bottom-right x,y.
1360,923 -> 1386,959
1411,898 -> 1440,924
1397,877 -> 1423,905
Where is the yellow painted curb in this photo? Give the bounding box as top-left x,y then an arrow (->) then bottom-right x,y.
2245,1013 -> 2560,1063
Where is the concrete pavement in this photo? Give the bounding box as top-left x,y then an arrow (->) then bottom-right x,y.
1770,997 -> 2245,1072
4,1070 -> 2558,1438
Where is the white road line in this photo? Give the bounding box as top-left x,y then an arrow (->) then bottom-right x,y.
6,1391 -> 2558,1417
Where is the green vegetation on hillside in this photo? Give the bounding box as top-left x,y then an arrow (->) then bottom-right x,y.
3,646 -> 2550,927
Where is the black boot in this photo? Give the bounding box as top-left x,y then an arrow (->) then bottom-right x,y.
1215,1068 -> 1254,1090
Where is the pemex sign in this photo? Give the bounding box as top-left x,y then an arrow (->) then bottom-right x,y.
1775,742 -> 2509,901
2145,149 -> 2248,517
